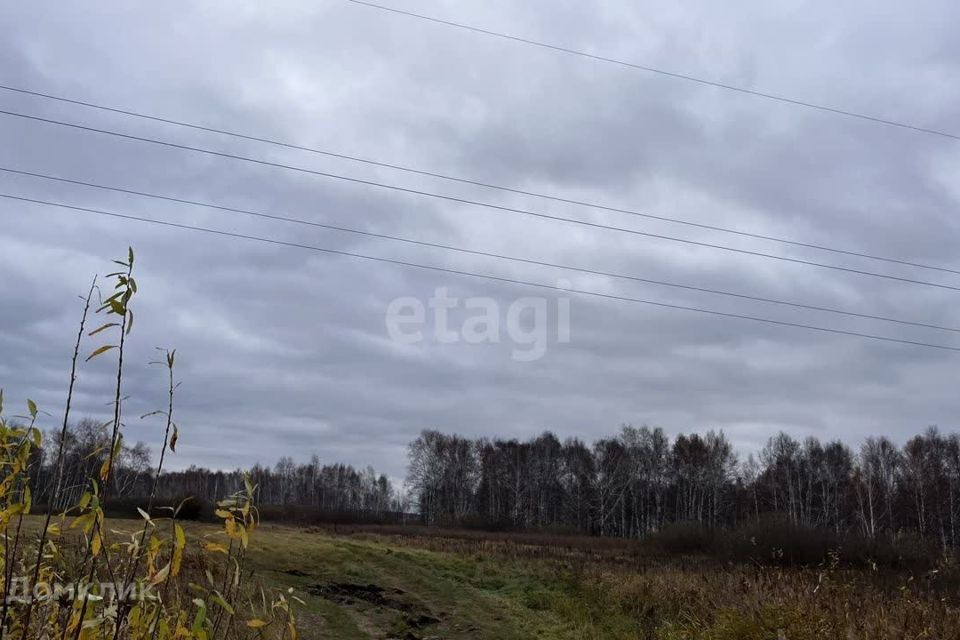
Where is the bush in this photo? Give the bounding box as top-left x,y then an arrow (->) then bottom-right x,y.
102,495 -> 213,521
0,248 -> 296,638
158,495 -> 213,521
642,516 -> 944,570
647,522 -> 716,555
256,504 -> 408,526
718,516 -> 835,566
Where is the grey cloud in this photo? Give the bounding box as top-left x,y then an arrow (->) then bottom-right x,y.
2,0 -> 960,480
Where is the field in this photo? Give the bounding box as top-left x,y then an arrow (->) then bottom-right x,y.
16,516 -> 960,639
202,522 -> 959,639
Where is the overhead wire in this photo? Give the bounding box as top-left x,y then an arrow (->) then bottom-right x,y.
1,83 -> 957,275
3,164 -> 959,334
3,108 -> 960,294
346,0 -> 960,141
3,191 -> 959,353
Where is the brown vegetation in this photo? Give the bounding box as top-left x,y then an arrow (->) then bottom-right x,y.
317,522 -> 960,639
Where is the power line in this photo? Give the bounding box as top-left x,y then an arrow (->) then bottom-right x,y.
346,0 -> 960,142
3,108 -> 960,294
5,164 -> 960,335
2,191 -> 960,354
1,83 -> 957,276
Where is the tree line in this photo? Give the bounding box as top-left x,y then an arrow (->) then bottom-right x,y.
27,418 -> 404,519
27,419 -> 960,548
407,426 -> 960,548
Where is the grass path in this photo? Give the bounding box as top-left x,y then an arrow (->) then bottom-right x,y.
245,525 -> 601,639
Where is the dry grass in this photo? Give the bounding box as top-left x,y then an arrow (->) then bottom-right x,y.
317,524 -> 960,639
29,516 -> 960,638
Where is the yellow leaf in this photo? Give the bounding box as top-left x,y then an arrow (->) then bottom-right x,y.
172,523 -> 186,577
202,542 -> 229,554
151,562 -> 171,586
71,512 -> 95,532
86,344 -> 117,362
88,322 -> 119,337
246,620 -> 268,629
91,529 -> 103,557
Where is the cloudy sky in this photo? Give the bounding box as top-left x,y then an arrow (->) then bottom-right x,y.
2,0 -> 959,478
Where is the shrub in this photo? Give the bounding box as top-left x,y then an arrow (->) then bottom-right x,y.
717,517 -> 944,570
256,504 -> 408,526
0,248 -> 297,639
647,521 -> 717,555
718,516 -> 835,566
159,496 -> 213,521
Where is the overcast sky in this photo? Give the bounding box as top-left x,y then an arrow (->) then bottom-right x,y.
2,0 -> 959,479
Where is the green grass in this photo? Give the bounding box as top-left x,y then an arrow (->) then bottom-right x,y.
242,525 -> 640,639
242,524 -> 960,640
21,516 -> 616,639
23,516 -> 958,639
